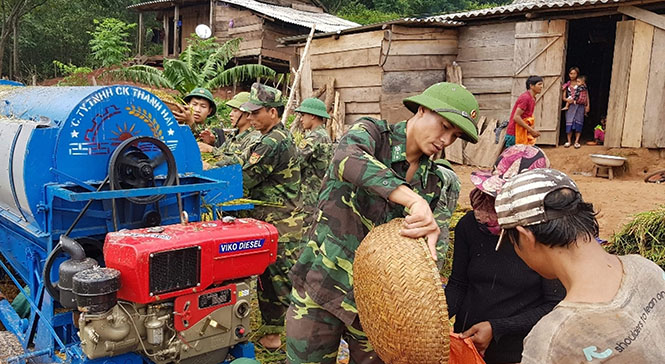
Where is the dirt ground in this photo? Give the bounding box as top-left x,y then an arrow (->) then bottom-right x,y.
454,144 -> 665,238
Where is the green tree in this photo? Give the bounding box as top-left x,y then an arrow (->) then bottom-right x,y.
88,17 -> 136,68
52,60 -> 93,85
0,0 -> 49,77
114,36 -> 275,95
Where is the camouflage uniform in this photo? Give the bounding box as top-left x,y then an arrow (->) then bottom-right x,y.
286,118 -> 460,364
297,125 -> 333,225
238,84 -> 305,334
214,128 -> 261,167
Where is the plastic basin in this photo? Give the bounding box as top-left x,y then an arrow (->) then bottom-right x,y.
590,154 -> 627,167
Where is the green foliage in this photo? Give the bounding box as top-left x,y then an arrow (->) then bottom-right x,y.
209,96 -> 233,129
337,1 -> 401,25
88,18 -> 137,68
52,60 -> 93,86
16,0 -> 146,79
112,36 -> 276,96
333,0 -> 512,24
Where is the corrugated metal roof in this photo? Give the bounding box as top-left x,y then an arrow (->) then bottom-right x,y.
415,0 -> 630,21
221,0 -> 358,32
129,0 -> 357,32
128,0 -> 201,11
279,17 -> 463,44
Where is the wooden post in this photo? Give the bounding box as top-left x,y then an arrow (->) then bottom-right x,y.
281,25 -> 316,125
138,12 -> 144,56
257,54 -> 262,83
173,5 -> 180,57
31,74 -> 36,86
209,0 -> 215,31
163,14 -> 168,58
329,90 -> 340,140
324,77 -> 335,113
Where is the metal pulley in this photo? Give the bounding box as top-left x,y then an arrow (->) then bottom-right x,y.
108,136 -> 177,205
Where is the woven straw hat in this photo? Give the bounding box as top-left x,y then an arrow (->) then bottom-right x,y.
354,218 -> 450,364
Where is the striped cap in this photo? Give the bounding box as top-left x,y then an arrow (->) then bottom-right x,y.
495,168 -> 579,229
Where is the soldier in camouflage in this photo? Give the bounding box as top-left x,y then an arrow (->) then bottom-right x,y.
285,82 -> 480,364
214,92 -> 261,167
239,83 -> 304,350
172,87 -> 224,151
294,98 -> 334,225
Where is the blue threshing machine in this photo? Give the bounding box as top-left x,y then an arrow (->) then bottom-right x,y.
0,85 -> 277,364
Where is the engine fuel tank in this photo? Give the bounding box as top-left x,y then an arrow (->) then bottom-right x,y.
104,218 -> 279,304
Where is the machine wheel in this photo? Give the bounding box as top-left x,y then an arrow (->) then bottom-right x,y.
0,331 -> 24,362
644,169 -> 665,184
108,136 -> 177,205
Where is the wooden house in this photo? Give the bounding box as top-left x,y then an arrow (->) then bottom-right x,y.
285,0 -> 665,155
425,0 -> 665,149
128,0 -> 358,72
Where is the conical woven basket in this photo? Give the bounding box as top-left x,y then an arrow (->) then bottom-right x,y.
354,218 -> 450,364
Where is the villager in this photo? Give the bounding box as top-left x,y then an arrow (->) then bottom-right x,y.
446,145 -> 564,364
505,76 -> 542,147
496,168 -> 665,363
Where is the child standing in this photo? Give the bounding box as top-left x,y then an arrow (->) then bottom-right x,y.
564,75 -> 589,149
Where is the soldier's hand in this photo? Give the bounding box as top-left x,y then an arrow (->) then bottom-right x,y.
200,129 -> 216,145
198,142 -> 214,153
173,104 -> 195,126
401,198 -> 440,262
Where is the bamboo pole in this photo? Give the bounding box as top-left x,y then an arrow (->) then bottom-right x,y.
282,25 -> 316,124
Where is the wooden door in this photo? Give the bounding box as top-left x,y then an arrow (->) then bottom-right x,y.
511,20 -> 567,145
607,19 -> 660,148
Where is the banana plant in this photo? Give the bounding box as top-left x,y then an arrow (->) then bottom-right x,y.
112,37 -> 276,95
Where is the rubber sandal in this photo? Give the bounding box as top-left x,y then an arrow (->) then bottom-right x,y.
563,142 -> 571,148
574,143 -> 581,149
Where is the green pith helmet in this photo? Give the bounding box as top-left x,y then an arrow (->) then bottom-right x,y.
403,82 -> 480,143
226,92 -> 250,110
184,87 -> 217,116
295,97 -> 330,119
241,82 -> 284,112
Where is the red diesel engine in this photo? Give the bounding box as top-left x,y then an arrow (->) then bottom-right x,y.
73,218 -> 278,363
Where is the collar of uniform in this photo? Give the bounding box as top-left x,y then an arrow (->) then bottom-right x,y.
390,121 -> 431,187
390,121 -> 408,163
312,124 -> 327,134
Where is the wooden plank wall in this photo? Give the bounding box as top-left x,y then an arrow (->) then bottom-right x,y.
301,30 -> 385,125
380,25 -> 457,123
622,20 -> 654,147
607,19 -> 664,148
606,20 -> 635,147
643,27 -> 665,148
262,22 -> 300,62
214,4 -> 263,57
180,4 -> 211,47
457,23 -> 516,121
297,25 -> 457,127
